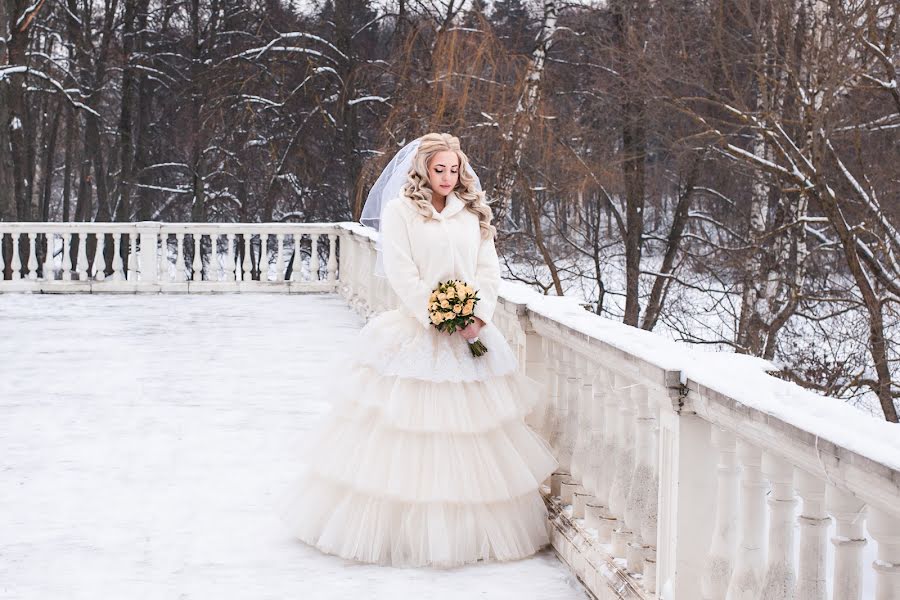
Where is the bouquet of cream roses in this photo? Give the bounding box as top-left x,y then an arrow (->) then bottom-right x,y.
428,279 -> 489,357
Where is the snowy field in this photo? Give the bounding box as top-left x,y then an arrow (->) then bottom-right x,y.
0,293 -> 587,600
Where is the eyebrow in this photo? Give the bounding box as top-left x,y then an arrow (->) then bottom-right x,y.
434,164 -> 459,168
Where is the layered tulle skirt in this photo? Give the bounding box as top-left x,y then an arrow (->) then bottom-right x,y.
276,308 -> 558,568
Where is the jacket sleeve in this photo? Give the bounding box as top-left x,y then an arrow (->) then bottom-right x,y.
472,232 -> 501,325
380,200 -> 433,329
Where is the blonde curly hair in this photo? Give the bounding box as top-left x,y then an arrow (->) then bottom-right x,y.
401,132 -> 496,240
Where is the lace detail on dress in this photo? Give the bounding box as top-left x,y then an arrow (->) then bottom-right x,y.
351,309 -> 519,382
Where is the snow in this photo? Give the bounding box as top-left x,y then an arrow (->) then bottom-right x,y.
498,280 -> 900,472
0,66 -> 29,82
14,0 -> 43,27
0,294 -> 587,600
347,95 -> 389,106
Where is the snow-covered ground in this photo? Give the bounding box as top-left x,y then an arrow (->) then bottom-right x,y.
0,293 -> 587,600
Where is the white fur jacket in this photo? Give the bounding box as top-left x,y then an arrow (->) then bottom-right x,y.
380,191 -> 501,329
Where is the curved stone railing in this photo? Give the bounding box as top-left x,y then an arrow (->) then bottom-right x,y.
337,223 -> 900,600
3,220 -> 899,600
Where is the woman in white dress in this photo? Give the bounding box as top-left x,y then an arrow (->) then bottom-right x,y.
276,132 -> 558,568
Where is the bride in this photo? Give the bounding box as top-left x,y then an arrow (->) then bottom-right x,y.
276,132 -> 558,568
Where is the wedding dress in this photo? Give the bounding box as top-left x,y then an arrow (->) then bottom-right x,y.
276,191 -> 558,568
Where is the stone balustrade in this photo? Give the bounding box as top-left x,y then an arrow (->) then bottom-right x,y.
0,222 -> 339,292
3,220 -> 899,600
337,224 -> 900,600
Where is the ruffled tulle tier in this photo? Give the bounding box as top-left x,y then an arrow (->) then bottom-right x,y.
277,308 -> 558,567
350,309 -> 519,382
329,363 -> 542,433
277,472 -> 552,568
302,409 -> 557,503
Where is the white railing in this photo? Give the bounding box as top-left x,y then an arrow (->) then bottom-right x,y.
0,222 -> 340,292
337,224 -> 900,600
3,220 -> 899,600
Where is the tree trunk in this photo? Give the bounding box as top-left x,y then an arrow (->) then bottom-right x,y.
640,156 -> 700,331
816,194 -> 898,423
115,0 -> 139,224
7,0 -> 32,221
613,0 -> 647,327
523,191 -> 563,295
40,98 -> 63,222
62,107 -> 76,222
188,0 -> 205,223
0,0 -> 15,223
491,0 -> 557,226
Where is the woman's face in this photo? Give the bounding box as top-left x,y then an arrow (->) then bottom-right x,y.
427,150 -> 460,197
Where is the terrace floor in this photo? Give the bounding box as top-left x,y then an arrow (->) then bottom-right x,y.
0,293 -> 587,600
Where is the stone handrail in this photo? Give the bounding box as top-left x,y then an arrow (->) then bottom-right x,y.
0,222 -> 340,292
336,223 -> 900,600
3,220 -> 899,599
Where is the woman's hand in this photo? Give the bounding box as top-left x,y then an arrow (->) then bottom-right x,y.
459,316 -> 485,341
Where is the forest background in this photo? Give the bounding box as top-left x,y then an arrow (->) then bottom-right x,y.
1,0 -> 898,420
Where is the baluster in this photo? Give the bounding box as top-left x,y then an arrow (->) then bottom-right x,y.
126,232 -> 136,280
242,234 -> 252,281
625,385 -> 652,574
61,232 -> 72,280
725,439 -> 766,600
290,233 -> 302,282
868,507 -> 900,600
585,367 -> 617,543
94,235 -> 106,281
341,234 -> 355,300
557,346 -> 576,472
158,233 -> 169,282
191,233 -> 202,281
795,469 -> 829,600
573,489 -> 593,523
274,233 -> 285,281
310,233 -> 319,282
25,233 -> 37,280
175,233 -> 186,282
609,375 -> 636,558
42,233 -> 55,280
75,232 -> 88,280
112,233 -> 124,280
569,352 -> 588,484
640,387 -> 660,593
826,485 -> 866,600
327,233 -> 337,282
10,233 -> 22,280
546,340 -> 562,456
225,233 -> 236,282
207,233 -> 219,281
136,225 -> 158,284
599,368 -> 620,542
570,354 -> 592,518
547,341 -> 563,464
702,427 -> 738,599
524,330 -> 550,435
575,355 -> 597,494
548,343 -> 571,498
761,453 -> 797,599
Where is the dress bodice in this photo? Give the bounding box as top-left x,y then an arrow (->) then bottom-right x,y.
379,191 -> 501,328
